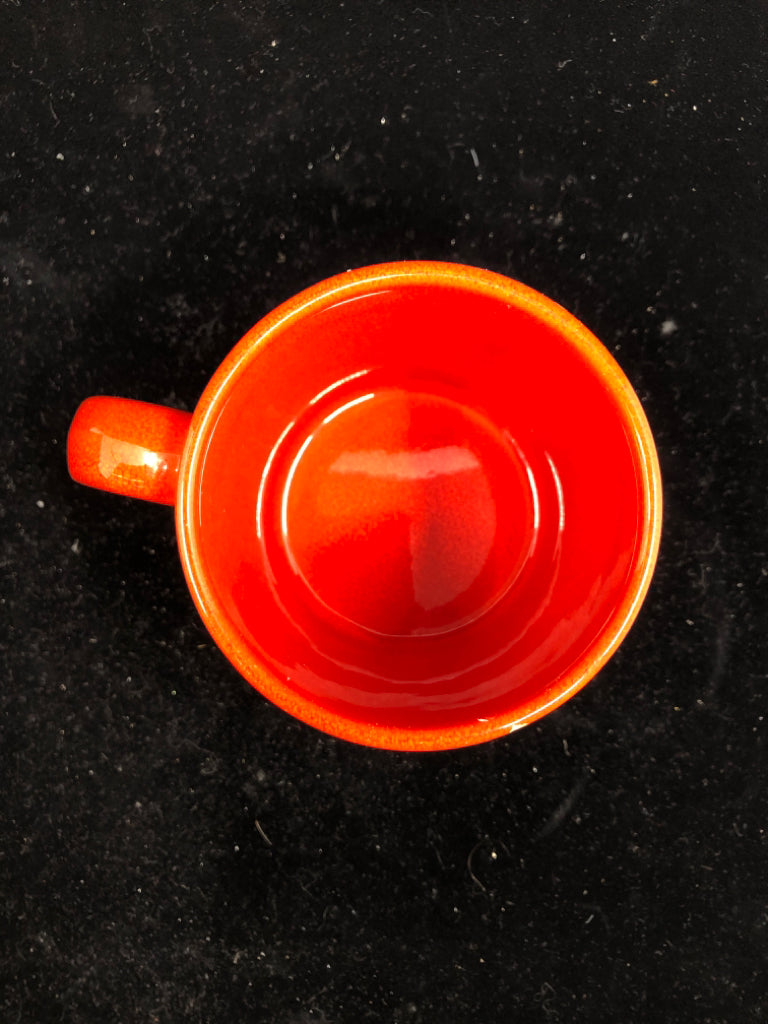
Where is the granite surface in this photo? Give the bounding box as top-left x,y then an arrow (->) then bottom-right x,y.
2,2 -> 767,1021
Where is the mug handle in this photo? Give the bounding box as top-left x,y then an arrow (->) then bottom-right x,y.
67,396 -> 193,506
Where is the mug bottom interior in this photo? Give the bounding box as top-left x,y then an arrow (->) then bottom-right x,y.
272,385 -> 540,639
178,265 -> 658,749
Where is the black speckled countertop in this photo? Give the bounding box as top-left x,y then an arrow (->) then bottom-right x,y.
2,3 -> 767,1021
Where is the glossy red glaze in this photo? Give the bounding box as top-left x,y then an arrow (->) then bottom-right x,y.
169,261 -> 662,751
67,396 -> 192,506
67,263 -> 661,749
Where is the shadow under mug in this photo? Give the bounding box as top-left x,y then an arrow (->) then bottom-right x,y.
68,261 -> 662,751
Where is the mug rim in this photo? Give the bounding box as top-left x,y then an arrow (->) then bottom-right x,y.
176,260 -> 662,750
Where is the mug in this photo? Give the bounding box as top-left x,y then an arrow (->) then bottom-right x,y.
67,261 -> 662,751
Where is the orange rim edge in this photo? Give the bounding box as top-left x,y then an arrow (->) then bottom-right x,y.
176,261 -> 663,752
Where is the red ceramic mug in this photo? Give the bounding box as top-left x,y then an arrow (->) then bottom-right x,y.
68,261 -> 662,751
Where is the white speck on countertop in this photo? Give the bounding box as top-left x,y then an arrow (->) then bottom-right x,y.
660,318 -> 678,337
55,152 -> 64,161
36,499 -> 45,508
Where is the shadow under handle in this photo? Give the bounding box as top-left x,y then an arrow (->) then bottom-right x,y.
67,396 -> 193,506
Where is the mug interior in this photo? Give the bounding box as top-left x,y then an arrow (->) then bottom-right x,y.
176,262 -> 661,750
